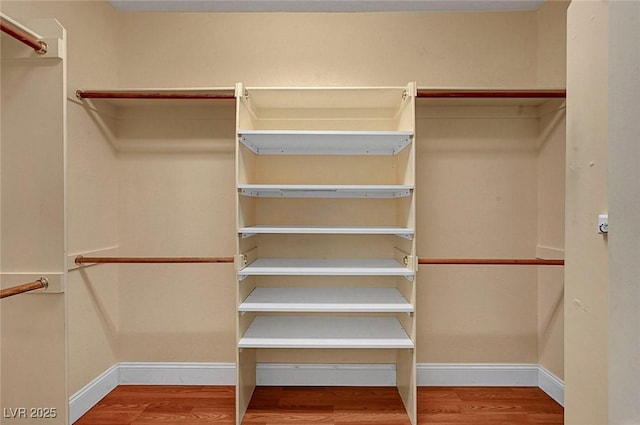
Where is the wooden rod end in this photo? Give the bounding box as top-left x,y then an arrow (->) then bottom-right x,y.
36,40 -> 47,55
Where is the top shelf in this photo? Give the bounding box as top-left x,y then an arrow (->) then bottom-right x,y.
241,85 -> 412,110
237,83 -> 416,133
238,130 -> 413,156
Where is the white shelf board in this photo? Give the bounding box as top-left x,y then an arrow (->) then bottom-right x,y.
238,130 -> 413,155
238,316 -> 413,349
239,258 -> 413,277
238,225 -> 414,239
238,184 -> 413,198
238,287 -> 413,313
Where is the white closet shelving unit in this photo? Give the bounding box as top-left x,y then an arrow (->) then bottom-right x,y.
235,83 -> 417,425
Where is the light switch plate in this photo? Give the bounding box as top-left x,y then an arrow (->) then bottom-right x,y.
598,214 -> 608,234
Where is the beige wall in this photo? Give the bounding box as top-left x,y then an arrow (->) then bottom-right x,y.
1,1 -> 570,417
416,103 -> 539,363
608,0 -> 640,422
116,105 -> 237,361
536,0 -> 568,378
565,1 -> 610,424
117,11 -> 538,88
537,0 -> 570,88
536,103 -> 566,380
0,64 -> 2,418
63,1 -> 121,393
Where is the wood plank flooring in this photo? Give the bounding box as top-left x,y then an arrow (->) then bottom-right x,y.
74,385 -> 563,425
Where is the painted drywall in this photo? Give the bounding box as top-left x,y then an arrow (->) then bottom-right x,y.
536,104 -> 566,380
608,0 -> 640,422
535,6 -> 567,381
66,93 -> 120,396
416,104 -> 539,363
64,1 -> 121,391
0,61 -> 2,420
565,1 -> 610,424
116,11 -> 538,88
116,106 -> 238,361
537,0 -> 570,88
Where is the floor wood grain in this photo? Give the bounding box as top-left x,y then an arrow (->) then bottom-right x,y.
74,385 -> 563,425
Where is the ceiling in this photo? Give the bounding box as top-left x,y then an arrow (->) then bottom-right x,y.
109,0 -> 546,13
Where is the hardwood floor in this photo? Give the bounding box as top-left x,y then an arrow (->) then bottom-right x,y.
74,385 -> 563,425
418,387 -> 563,424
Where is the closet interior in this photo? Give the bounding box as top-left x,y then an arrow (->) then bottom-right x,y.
1,10 -> 567,425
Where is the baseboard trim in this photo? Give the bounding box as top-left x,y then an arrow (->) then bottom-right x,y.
417,363 -> 539,386
256,363 -> 396,386
538,366 -> 565,406
69,362 -> 564,424
68,364 -> 119,425
118,362 -> 236,385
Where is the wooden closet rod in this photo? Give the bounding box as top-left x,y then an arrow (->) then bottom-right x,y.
74,256 -> 562,266
75,88 -> 566,101
418,258 -> 564,266
75,256 -> 234,264
75,90 -> 235,100
0,14 -> 47,54
416,89 -> 566,98
1,277 -> 48,299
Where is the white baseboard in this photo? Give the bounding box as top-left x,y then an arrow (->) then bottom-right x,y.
417,363 -> 564,406
68,364 -> 119,424
256,363 -> 396,386
118,362 -> 236,385
69,362 -> 564,424
417,363 -> 539,386
538,366 -> 565,406
68,362 -> 234,424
